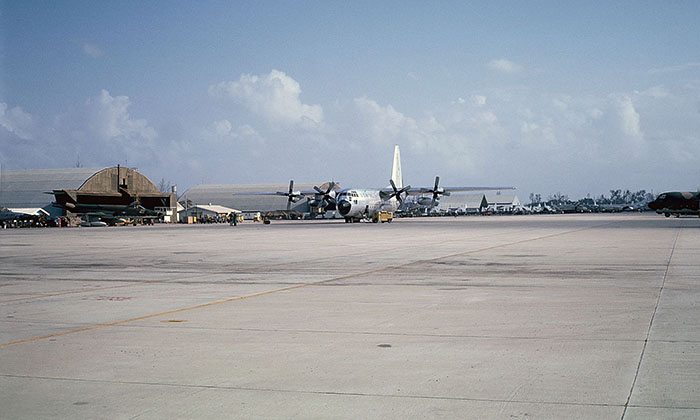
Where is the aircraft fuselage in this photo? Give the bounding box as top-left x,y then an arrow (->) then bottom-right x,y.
336,189 -> 398,221
648,191 -> 699,217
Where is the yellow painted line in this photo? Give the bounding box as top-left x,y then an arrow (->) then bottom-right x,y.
0,222 -> 610,349
0,281 -> 328,349
0,223 -> 531,305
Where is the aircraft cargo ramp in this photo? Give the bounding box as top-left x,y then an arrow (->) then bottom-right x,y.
1,214 -> 699,419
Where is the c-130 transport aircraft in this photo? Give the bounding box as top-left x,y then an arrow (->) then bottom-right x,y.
647,190 -> 700,217
236,145 -> 515,223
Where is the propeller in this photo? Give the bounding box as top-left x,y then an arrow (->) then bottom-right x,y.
388,179 -> 411,204
423,176 -> 450,206
310,182 -> 337,210
276,180 -> 304,210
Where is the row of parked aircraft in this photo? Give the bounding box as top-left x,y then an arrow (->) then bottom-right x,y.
12,145 -> 692,226
236,145 -> 515,223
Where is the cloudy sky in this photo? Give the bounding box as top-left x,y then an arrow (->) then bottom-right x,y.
2,1 -> 700,198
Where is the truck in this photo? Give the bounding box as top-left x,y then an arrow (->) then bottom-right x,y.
372,211 -> 393,223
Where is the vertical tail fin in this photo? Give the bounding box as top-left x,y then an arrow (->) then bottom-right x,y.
391,145 -> 403,189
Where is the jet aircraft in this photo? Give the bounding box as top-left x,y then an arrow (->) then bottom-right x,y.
237,145 -> 515,223
0,208 -> 36,222
51,190 -> 162,225
647,191 -> 700,217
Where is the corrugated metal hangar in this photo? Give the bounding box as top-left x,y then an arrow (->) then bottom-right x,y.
1,167 -> 104,217
0,166 -> 177,220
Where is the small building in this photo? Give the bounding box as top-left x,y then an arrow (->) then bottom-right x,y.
178,204 -> 238,223
436,194 -> 488,214
8,208 -> 51,217
485,194 -> 522,213
463,194 -> 489,214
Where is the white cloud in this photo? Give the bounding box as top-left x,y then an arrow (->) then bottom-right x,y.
638,85 -> 670,99
471,95 -> 487,106
83,90 -> 156,142
207,120 -> 263,143
1,90 -> 159,172
353,97 -> 415,145
487,58 -> 523,74
212,119 -> 233,136
82,42 -> 104,58
612,95 -> 642,138
3,74 -> 700,199
209,70 -> 323,129
0,103 -> 36,140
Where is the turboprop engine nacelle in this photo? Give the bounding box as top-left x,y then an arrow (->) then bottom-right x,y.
417,197 -> 435,206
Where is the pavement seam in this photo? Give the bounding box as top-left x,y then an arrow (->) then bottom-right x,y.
5,372 -> 700,410
0,373 -> 631,409
0,221 -> 612,349
620,227 -> 680,420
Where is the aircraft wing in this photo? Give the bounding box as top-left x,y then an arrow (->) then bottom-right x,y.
0,211 -> 35,221
232,181 -> 340,211
233,190 -> 319,197
407,186 -> 515,195
379,180 -> 514,200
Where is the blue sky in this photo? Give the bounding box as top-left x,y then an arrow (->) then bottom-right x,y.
2,1 -> 700,198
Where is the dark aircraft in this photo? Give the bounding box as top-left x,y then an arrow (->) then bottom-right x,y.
647,191 -> 699,217
51,190 -> 162,224
0,208 -> 35,222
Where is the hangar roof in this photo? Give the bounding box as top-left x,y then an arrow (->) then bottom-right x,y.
0,167 -> 102,208
437,193 -> 487,209
485,194 -> 521,206
179,204 -> 237,215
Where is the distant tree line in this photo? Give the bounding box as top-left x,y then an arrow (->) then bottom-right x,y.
529,189 -> 655,206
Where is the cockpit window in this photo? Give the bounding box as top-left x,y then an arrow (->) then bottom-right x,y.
658,194 -> 666,200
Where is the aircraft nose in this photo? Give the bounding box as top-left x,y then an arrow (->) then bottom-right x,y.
648,200 -> 659,210
338,200 -> 352,216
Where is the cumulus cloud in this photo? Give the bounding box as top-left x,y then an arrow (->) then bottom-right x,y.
207,119 -> 263,143
353,97 -> 415,144
1,90 -> 159,171
456,95 -> 487,106
82,90 -> 157,143
487,58 -> 523,74
3,70 -> 700,199
209,70 -> 323,129
0,103 -> 37,140
611,95 -> 642,138
212,119 -> 233,137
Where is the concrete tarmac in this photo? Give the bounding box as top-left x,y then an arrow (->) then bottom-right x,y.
0,214 -> 698,419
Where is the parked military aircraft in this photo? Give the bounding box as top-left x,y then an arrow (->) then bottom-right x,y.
234,180 -> 340,216
0,208 -> 35,222
648,191 -> 700,217
51,190 -> 162,225
237,145 -> 514,223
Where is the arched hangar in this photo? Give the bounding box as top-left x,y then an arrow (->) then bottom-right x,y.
51,166 -> 177,222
